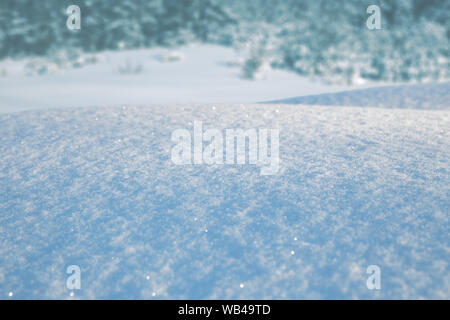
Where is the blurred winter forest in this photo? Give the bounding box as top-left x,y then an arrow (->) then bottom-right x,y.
0,0 -> 448,84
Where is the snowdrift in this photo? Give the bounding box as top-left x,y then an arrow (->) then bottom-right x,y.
0,103 -> 448,299
265,82 -> 450,110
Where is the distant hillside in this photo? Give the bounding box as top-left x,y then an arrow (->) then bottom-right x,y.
264,82 -> 450,110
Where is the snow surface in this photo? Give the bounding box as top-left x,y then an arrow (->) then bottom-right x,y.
265,82 -> 450,110
0,45 -> 382,114
0,103 -> 448,299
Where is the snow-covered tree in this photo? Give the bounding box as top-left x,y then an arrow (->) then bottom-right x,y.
0,0 -> 447,83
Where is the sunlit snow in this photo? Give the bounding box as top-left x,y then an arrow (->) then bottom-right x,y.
0,101 -> 448,299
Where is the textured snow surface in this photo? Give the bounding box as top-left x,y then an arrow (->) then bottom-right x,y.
266,82 -> 450,110
0,104 -> 449,299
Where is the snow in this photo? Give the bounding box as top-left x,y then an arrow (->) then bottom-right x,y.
0,102 -> 448,299
0,44 -> 381,114
265,82 -> 450,110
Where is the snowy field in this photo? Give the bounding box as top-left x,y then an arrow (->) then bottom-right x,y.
0,45 -> 383,114
0,0 -> 448,302
0,101 -> 448,299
